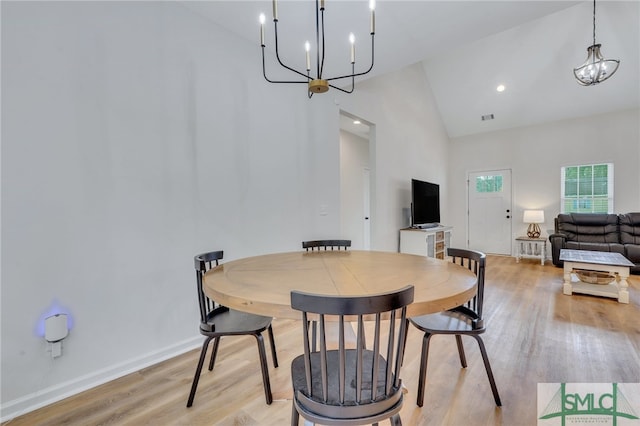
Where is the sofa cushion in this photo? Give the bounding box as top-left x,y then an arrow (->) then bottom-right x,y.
619,213 -> 640,244
624,244 -> 640,264
556,213 -> 619,243
565,241 -> 625,255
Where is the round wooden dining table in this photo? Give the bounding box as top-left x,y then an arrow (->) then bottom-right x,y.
203,250 -> 477,319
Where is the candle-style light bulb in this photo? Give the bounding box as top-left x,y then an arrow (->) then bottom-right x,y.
349,33 -> 355,64
305,41 -> 311,71
369,0 -> 375,34
272,0 -> 278,21
259,14 -> 266,46
320,0 -> 325,10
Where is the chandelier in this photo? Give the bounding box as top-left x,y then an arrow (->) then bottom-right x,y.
573,0 -> 620,86
259,0 -> 375,98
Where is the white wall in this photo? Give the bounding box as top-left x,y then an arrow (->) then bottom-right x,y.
1,2 -> 452,418
448,108 -> 640,251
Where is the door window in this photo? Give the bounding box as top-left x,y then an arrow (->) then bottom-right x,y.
475,175 -> 503,193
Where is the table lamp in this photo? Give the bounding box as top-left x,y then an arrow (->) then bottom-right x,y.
523,210 -> 544,238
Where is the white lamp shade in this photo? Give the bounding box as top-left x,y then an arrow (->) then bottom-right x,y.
523,210 -> 545,224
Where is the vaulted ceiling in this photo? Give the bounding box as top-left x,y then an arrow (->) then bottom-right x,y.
183,1 -> 640,138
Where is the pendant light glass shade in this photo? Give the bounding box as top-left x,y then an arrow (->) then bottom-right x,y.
573,44 -> 620,86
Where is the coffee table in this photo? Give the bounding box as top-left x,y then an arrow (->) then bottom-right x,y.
559,249 -> 633,303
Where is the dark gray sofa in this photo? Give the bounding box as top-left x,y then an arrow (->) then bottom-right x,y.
549,212 -> 640,273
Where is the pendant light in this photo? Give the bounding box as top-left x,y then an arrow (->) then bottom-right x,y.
573,0 -> 620,86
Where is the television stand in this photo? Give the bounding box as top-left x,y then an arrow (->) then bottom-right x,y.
412,223 -> 440,229
400,226 -> 452,259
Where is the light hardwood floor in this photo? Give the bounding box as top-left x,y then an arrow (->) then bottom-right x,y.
5,255 -> 640,426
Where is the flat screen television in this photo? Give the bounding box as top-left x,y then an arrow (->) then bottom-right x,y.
411,179 -> 440,228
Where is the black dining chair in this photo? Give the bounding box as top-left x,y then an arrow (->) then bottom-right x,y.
404,248 -> 501,407
187,251 -> 278,407
302,240 -> 351,251
289,285 -> 414,426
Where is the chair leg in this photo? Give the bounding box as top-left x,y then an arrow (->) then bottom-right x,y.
472,335 -> 502,406
416,333 -> 433,407
390,414 -> 402,426
400,319 -> 410,366
455,334 -> 467,368
291,400 -> 300,426
254,333 -> 273,405
208,337 -> 220,371
268,324 -> 279,368
187,336 -> 213,407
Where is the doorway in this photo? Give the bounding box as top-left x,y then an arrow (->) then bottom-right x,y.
467,169 -> 512,255
339,111 -> 373,250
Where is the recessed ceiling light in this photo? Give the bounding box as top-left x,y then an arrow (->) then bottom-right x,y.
496,84 -> 506,92
353,120 -> 361,125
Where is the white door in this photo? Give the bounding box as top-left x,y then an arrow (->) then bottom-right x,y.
468,169 -> 512,255
363,168 -> 371,250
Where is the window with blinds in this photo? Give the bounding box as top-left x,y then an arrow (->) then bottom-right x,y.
561,163 -> 613,213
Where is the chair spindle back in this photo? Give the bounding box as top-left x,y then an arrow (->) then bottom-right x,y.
448,248 -> 486,329
194,251 -> 223,326
290,286 -> 414,414
302,240 -> 351,251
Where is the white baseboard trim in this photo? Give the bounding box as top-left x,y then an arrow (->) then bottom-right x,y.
1,336 -> 202,422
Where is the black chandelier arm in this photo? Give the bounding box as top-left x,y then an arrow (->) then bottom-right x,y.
319,6 -> 326,79
326,34 -> 375,82
262,46 -> 311,84
327,64 -> 356,94
329,84 -> 355,94
592,0 -> 597,46
272,21 -> 313,80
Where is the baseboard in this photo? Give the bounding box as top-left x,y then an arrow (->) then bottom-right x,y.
0,336 -> 202,422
